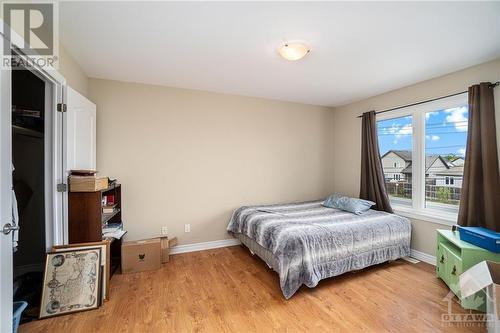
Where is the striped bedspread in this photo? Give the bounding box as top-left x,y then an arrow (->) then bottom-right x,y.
227,200 -> 411,299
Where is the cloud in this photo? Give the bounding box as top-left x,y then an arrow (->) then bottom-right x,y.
387,123 -> 412,139
426,135 -> 440,141
426,111 -> 438,120
445,106 -> 468,132
385,123 -> 400,135
457,147 -> 466,156
380,120 -> 412,145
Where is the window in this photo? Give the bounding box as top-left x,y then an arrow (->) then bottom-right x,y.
377,116 -> 412,208
377,94 -> 468,219
424,106 -> 467,211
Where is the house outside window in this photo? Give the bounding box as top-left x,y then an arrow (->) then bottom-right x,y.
377,93 -> 468,221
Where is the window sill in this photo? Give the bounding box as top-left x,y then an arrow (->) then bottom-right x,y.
393,206 -> 457,227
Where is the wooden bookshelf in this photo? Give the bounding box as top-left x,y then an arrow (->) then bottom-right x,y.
68,183 -> 123,277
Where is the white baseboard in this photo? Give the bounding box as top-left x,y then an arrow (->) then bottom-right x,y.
169,239 -> 437,268
410,249 -> 436,266
170,238 -> 241,255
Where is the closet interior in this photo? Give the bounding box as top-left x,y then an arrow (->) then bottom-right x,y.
12,62 -> 47,322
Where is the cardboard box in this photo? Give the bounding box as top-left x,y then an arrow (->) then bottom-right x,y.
70,176 -> 108,192
121,238 -> 161,274
460,261 -> 500,333
160,237 -> 169,263
160,236 -> 178,263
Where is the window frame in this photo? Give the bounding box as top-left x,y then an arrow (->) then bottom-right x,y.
376,92 -> 468,226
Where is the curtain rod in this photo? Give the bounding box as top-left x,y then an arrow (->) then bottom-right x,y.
357,81 -> 500,118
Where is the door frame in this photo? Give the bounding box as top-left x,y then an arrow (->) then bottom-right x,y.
0,31 -> 14,333
10,47 -> 67,247
0,20 -> 67,332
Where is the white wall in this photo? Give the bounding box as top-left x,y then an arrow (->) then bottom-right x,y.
331,58 -> 500,257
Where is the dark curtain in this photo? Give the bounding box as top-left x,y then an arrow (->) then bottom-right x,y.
359,111 -> 393,213
458,82 -> 500,231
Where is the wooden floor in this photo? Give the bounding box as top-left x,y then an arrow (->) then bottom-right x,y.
21,245 -> 485,333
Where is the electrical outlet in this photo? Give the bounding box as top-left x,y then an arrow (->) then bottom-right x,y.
161,226 -> 168,236
184,224 -> 191,233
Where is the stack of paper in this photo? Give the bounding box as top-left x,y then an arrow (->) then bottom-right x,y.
102,226 -> 120,234
103,229 -> 126,239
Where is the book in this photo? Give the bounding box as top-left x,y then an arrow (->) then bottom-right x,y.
105,195 -> 115,205
102,205 -> 115,214
102,226 -> 120,233
105,222 -> 122,229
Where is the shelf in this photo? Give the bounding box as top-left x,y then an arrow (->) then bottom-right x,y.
13,125 -> 43,138
101,183 -> 120,193
102,208 -> 121,224
102,204 -> 117,211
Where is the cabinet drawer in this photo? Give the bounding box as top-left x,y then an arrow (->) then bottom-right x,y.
437,242 -> 463,289
446,253 -> 462,294
436,243 -> 447,281
441,242 -> 462,292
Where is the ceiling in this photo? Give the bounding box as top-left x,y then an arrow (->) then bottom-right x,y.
60,2 -> 500,107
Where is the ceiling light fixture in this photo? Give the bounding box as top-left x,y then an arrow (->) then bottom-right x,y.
278,42 -> 310,61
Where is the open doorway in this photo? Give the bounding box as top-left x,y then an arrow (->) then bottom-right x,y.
11,60 -> 48,323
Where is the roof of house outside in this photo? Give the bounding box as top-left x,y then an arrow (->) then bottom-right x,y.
381,150 -> 412,161
435,166 -> 464,175
381,150 -> 450,174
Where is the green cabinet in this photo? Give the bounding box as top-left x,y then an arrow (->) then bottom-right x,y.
436,229 -> 500,312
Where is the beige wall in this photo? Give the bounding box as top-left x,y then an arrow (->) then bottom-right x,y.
89,59 -> 500,255
331,58 -> 500,257
58,44 -> 89,97
89,79 -> 335,244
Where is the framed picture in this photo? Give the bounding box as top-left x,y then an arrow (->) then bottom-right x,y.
40,247 -> 102,319
52,240 -> 110,302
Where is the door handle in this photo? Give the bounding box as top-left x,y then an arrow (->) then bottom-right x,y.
2,223 -> 20,235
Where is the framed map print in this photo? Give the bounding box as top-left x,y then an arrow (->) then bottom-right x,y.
40,248 -> 102,318
52,240 -> 110,302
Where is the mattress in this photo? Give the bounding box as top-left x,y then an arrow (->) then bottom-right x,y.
227,199 -> 411,299
233,232 -> 279,272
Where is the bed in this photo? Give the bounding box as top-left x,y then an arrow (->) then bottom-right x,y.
227,199 -> 411,299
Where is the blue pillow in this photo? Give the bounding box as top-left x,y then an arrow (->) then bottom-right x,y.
323,194 -> 375,215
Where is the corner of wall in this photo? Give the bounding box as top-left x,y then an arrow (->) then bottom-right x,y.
58,43 -> 90,98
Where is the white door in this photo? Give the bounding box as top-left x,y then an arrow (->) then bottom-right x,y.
61,87 -> 96,243
0,35 -> 13,333
65,87 -> 96,171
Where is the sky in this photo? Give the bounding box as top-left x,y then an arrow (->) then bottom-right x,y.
377,106 -> 468,158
